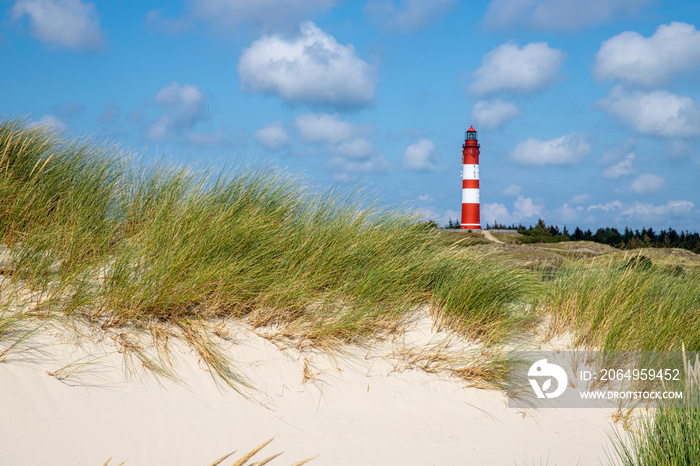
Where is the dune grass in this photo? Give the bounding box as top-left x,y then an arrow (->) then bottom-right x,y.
608,351 -> 700,466
610,385 -> 700,466
541,257 -> 700,351
0,308 -> 37,362
0,117 -> 538,386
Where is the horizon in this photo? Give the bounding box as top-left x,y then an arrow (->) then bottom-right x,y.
1,0 -> 699,231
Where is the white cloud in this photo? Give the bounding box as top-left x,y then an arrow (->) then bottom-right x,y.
143,82 -> 233,148
333,138 -> 376,159
621,200 -> 694,217
403,138 -> 439,171
471,100 -> 522,130
554,194 -> 625,224
483,203 -> 511,225
11,0 -> 104,50
585,199 -> 695,225
601,138 -> 636,164
510,133 -> 590,166
556,198 -> 696,227
595,22 -> 700,87
363,0 -> 456,32
294,113 -> 376,159
252,121 -> 289,150
482,195 -> 543,225
187,0 -> 333,33
328,154 -> 390,179
597,86 -> 700,138
629,173 -> 666,195
294,113 -> 356,144
31,114 -> 67,131
569,194 -> 591,205
484,0 -> 651,32
502,184 -> 522,196
470,42 -> 565,96
588,200 -> 624,213
602,153 -> 635,179
145,82 -> 206,142
441,209 -> 461,225
513,195 -> 542,218
154,82 -> 204,110
238,22 -> 376,110
555,203 -> 585,223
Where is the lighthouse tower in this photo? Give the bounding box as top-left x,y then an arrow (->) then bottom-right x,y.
460,126 -> 481,230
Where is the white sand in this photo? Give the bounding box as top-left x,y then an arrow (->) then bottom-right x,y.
0,315 -> 623,465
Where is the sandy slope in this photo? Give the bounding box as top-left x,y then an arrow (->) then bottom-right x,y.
0,315 -> 622,465
482,230 -> 505,244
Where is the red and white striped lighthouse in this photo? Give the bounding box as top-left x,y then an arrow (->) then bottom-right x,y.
460,125 -> 481,230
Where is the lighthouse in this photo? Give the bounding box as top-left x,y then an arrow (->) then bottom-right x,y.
460,126 -> 481,230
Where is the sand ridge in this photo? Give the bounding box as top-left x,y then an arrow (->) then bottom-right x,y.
0,312 -> 623,465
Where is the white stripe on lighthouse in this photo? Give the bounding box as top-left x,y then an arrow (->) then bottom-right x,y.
462,164 -> 479,180
462,188 -> 480,204
462,163 -> 479,205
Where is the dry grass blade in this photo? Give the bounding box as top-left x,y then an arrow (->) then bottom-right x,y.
0,337 -> 24,362
45,351 -> 107,382
0,312 -> 38,363
114,331 -> 179,382
230,438 -> 274,466
250,452 -> 283,465
102,459 -> 127,466
288,455 -> 319,466
178,320 -> 250,393
208,450 -> 236,466
395,345 -> 507,389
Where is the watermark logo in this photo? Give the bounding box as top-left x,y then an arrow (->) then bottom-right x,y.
509,351 -> 690,408
528,359 -> 568,399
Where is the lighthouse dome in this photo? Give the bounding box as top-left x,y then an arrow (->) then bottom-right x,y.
465,126 -> 477,140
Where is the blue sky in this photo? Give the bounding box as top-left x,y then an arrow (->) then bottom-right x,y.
2,0 -> 700,231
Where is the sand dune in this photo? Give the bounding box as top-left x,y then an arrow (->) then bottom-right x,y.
0,314 -> 622,465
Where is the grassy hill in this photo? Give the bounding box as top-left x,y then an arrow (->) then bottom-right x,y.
441,229 -> 700,273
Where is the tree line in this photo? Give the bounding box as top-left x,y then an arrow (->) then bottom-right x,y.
441,218 -> 700,254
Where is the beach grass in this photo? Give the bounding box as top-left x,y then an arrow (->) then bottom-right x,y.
0,117 -> 536,386
608,351 -> 700,466
541,258 -> 700,351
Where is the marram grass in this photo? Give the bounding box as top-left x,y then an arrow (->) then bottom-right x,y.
608,351 -> 700,466
0,117 -> 536,385
542,258 -> 700,351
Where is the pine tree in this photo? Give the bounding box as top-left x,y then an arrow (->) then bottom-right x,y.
533,218 -> 550,236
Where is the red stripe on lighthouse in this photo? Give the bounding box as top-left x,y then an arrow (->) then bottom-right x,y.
461,203 -> 480,229
462,179 -> 479,189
